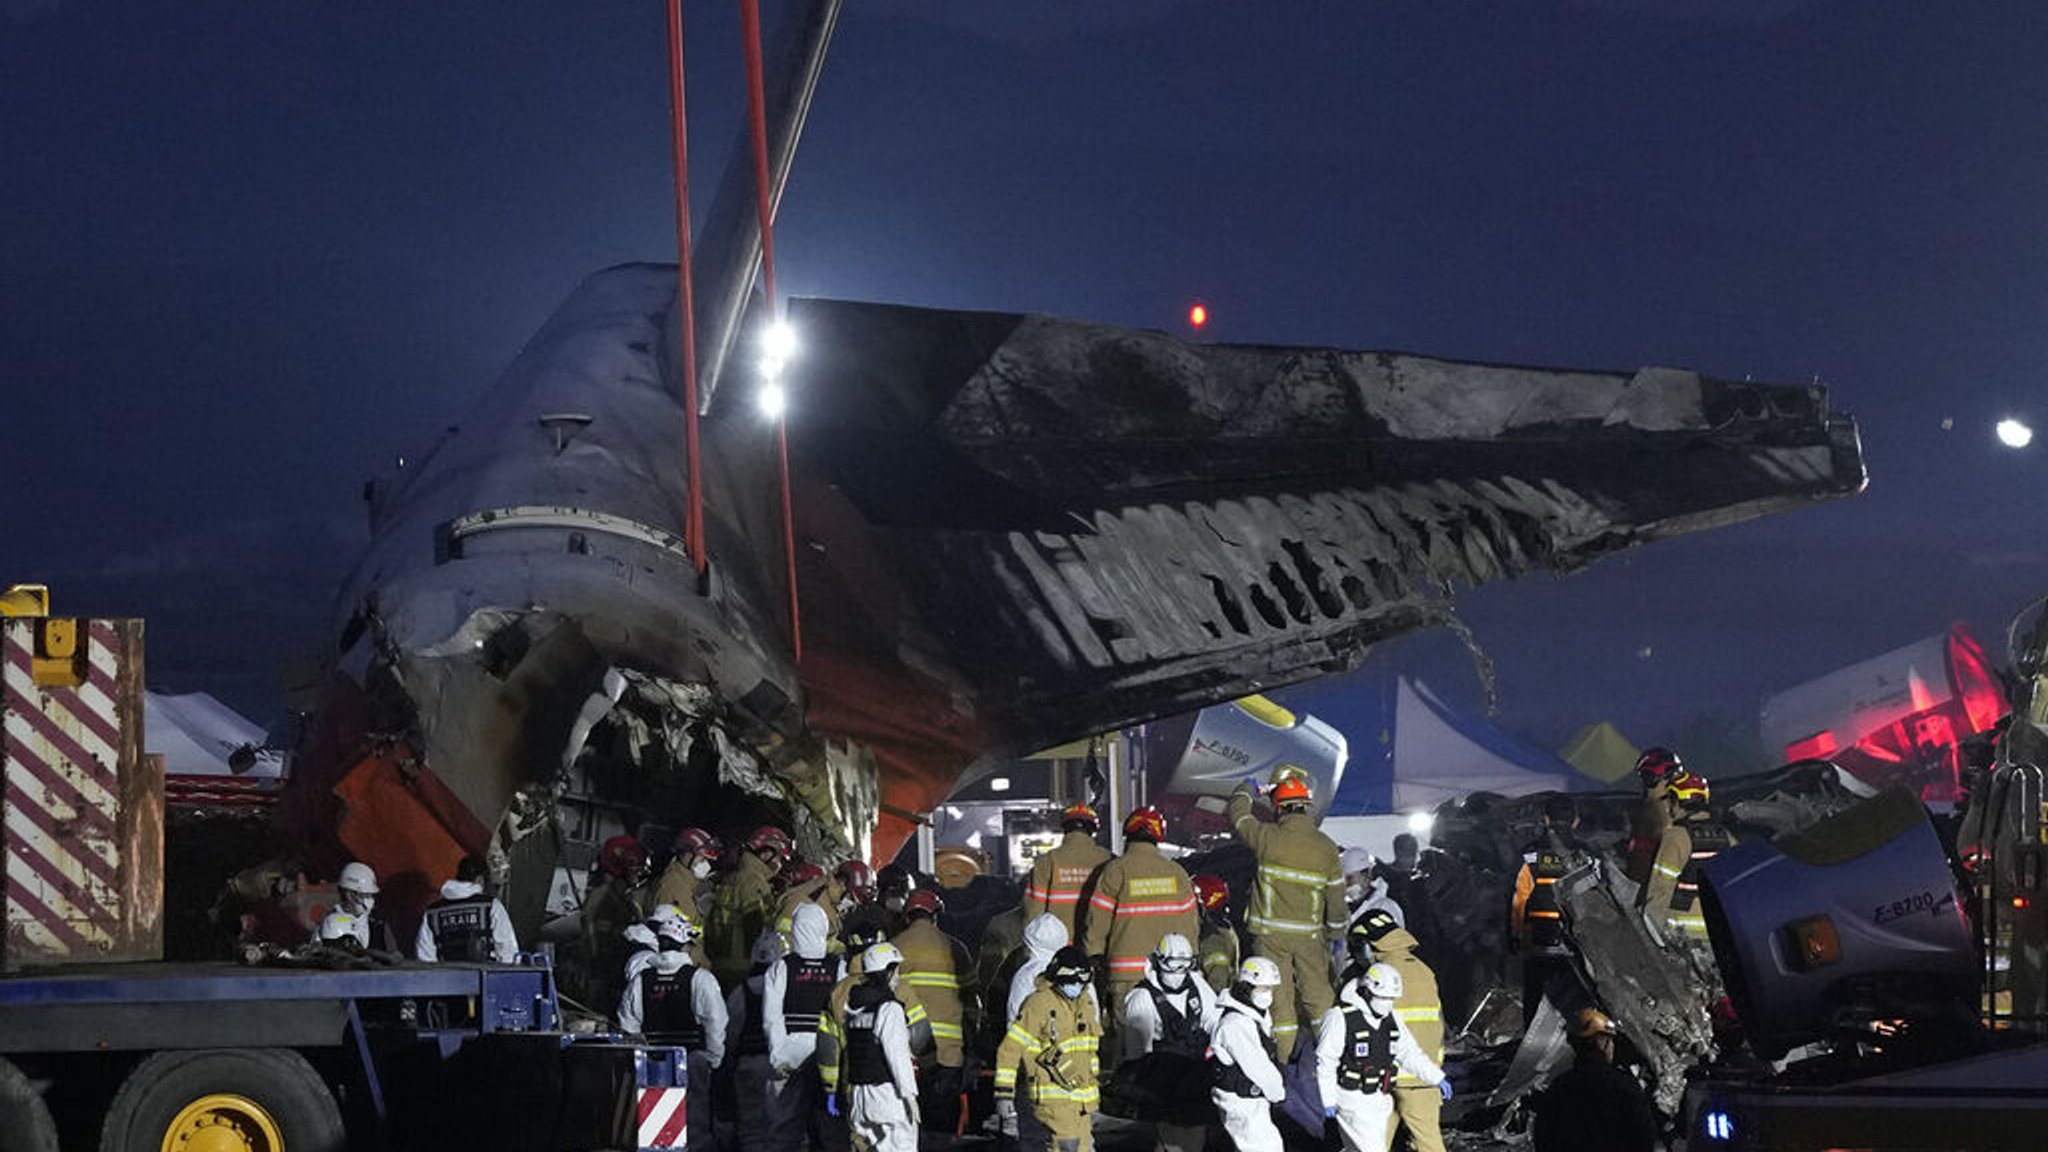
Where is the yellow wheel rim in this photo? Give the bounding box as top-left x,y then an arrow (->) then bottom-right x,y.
160,1093 -> 283,1152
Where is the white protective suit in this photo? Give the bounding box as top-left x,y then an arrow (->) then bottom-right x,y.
845,982 -> 920,1152
1007,912 -> 1070,1023
1122,971 -> 1219,1152
764,904 -> 844,1148
1312,987 -> 1444,1152
621,948 -> 731,1152
731,932 -> 787,1152
413,879 -> 520,963
1209,990 -> 1286,1152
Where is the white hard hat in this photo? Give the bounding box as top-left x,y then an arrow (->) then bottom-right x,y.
318,911 -> 359,942
656,914 -> 700,948
645,904 -> 685,933
862,941 -> 905,973
1338,847 -> 1376,876
1152,933 -> 1195,970
1239,956 -> 1282,988
338,862 -> 379,895
1363,962 -> 1403,1000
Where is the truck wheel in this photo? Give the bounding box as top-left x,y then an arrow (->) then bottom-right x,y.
0,1055 -> 58,1152
99,1049 -> 344,1152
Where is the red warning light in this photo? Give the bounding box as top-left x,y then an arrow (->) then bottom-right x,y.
1188,303 -> 1208,329
2015,896 -> 2032,911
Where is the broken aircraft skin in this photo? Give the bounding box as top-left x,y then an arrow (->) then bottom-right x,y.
280,263 -> 1867,940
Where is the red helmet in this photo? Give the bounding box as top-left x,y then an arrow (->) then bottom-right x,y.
600,835 -> 647,880
1192,874 -> 1229,912
1635,747 -> 1683,788
746,825 -> 795,861
781,862 -> 825,890
1667,770 -> 1711,808
836,860 -> 876,902
1123,806 -> 1166,843
1272,776 -> 1313,806
904,889 -> 944,918
1061,803 -> 1099,831
674,827 -> 720,860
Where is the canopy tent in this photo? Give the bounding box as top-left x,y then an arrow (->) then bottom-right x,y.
1559,720 -> 1642,785
145,691 -> 277,779
1276,676 -> 1586,817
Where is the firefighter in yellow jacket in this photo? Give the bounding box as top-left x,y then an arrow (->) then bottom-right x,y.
1638,771 -> 1734,942
892,888 -> 977,1130
1193,875 -> 1241,994
1347,910 -> 1447,1152
1026,804 -> 1112,939
996,945 -> 1103,1152
1227,774 -> 1346,1053
1083,807 -> 1199,1021
708,826 -> 793,987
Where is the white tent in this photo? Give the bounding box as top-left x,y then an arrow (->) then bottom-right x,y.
145,691 -> 278,778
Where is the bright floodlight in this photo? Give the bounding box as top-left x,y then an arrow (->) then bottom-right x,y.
762,319 -> 799,363
1406,810 -> 1435,836
758,382 -> 787,420
1998,418 -> 2034,448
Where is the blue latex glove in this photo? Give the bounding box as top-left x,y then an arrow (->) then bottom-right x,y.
1438,1080 -> 1455,1102
1323,1106 -> 1337,1119
826,1095 -> 842,1118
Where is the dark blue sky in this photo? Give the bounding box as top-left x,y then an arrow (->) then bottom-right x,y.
5,0 -> 2045,751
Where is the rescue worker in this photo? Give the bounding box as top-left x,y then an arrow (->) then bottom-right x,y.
820,922 -> 937,1102
1193,874 -> 1240,994
1116,934 -> 1216,1152
995,945 -> 1102,1152
765,902 -> 845,1151
977,903 -> 1028,1008
1340,848 -> 1404,931
586,834 -> 654,988
310,861 -> 394,951
709,825 -> 794,987
1313,964 -> 1449,1152
1227,773 -> 1346,1053
1346,911 -> 1446,1152
1010,912 -> 1072,1024
836,860 -> 877,916
1511,794 -> 1588,1026
1638,770 -> 1734,942
1208,957 -> 1286,1152
777,861 -> 844,943
1624,747 -> 1682,886
728,931 -> 788,1152
652,826 -> 721,916
891,888 -> 976,1129
415,855 -> 519,963
1083,807 -> 1199,1024
833,942 -> 921,1152
876,865 -> 916,933
1025,804 -> 1112,940
1529,1008 -> 1657,1152
621,914 -> 730,1152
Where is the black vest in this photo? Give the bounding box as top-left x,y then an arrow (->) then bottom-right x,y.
1207,1001 -> 1275,1098
1142,983 -> 1208,1058
843,983 -> 898,1086
1520,834 -> 1579,952
784,955 -> 836,1034
424,893 -> 495,962
643,967 -> 706,1047
1672,824 -> 1735,913
1334,1006 -> 1398,1094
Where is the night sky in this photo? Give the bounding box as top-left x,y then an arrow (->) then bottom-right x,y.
6,1 -> 2046,760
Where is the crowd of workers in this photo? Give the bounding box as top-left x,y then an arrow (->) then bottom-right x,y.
297,748 -> 1725,1152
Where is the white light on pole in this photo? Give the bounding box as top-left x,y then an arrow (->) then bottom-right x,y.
1406,810 -> 1435,836
1998,418 -> 2034,449
757,381 -> 787,420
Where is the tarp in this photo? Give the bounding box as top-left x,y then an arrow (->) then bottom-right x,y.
1278,677 -> 1585,816
145,691 -> 276,778
1560,720 -> 1641,784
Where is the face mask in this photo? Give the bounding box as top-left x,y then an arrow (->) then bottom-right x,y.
885,896 -> 906,913
1370,995 -> 1395,1015
691,859 -> 713,880
839,896 -> 856,913
1345,882 -> 1366,904
1159,967 -> 1189,991
341,891 -> 372,916
1250,988 -> 1274,1011
1056,980 -> 1085,1000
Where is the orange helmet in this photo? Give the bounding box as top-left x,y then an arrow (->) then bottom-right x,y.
1123,806 -> 1166,843
1271,776 -> 1313,806
1192,874 -> 1229,912
1667,770 -> 1710,807
1061,803 -> 1100,831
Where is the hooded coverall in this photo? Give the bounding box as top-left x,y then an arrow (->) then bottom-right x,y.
766,904 -> 846,1150
622,949 -> 731,1152
417,879 -> 520,963
1119,972 -> 1218,1152
728,935 -> 785,1152
1009,913 -> 1072,1023
1313,988 -> 1444,1152
843,982 -> 921,1152
709,851 -> 781,987
1367,927 -> 1446,1152
996,984 -> 1102,1152
1228,785 -> 1346,1051
778,875 -> 845,944
1026,831 -> 1112,940
1083,842 -> 1199,1017
1208,991 -> 1285,1152
819,952 -> 936,1096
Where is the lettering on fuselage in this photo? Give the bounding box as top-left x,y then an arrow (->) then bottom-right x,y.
1872,889 -> 1956,925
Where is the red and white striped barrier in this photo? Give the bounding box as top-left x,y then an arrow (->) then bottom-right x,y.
636,1085 -> 687,1151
